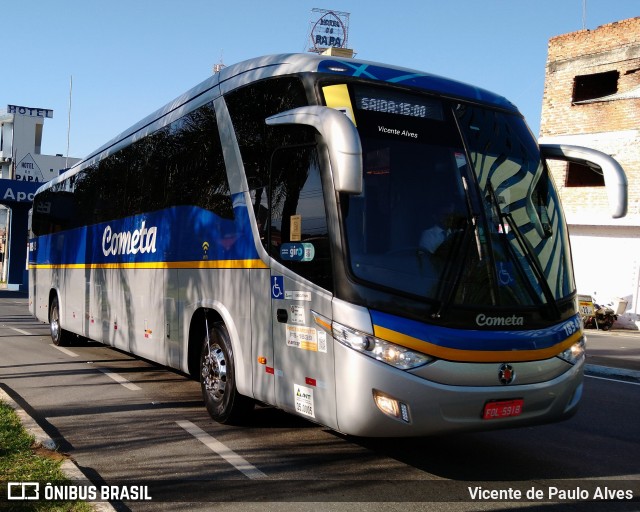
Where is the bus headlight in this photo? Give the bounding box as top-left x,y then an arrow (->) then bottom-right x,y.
558,338 -> 585,365
332,322 -> 432,370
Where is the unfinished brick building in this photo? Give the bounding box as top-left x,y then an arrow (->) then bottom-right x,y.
539,17 -> 640,327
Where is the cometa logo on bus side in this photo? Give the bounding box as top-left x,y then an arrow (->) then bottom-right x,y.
102,221 -> 158,256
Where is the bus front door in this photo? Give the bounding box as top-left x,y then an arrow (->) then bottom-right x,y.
267,144 -> 338,429
271,272 -> 337,428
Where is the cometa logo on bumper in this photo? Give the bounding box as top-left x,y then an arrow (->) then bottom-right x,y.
475,314 -> 524,327
102,221 -> 157,256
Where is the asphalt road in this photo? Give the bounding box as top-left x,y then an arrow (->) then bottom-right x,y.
1,291 -> 639,512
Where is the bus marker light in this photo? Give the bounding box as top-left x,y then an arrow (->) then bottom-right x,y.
257,356 -> 267,365
305,377 -> 317,387
400,403 -> 410,422
266,367 -> 274,375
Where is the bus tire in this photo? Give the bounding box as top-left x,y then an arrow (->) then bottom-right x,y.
50,296 -> 72,346
200,323 -> 254,424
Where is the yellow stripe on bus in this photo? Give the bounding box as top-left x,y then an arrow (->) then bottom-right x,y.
28,259 -> 269,270
373,325 -> 582,363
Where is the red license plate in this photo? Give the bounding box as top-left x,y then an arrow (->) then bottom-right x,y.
483,399 -> 524,420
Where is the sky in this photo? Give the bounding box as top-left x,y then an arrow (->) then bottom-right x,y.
4,0 -> 639,160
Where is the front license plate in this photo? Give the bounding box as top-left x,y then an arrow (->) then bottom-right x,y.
483,399 -> 524,420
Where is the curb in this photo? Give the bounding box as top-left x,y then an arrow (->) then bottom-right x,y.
0,388 -> 116,512
584,364 -> 640,383
0,388 -> 57,451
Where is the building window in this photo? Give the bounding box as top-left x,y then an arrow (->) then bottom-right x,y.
565,162 -> 605,187
572,71 -> 619,103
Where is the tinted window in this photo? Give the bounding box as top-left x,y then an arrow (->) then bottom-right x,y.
226,77 -> 333,291
32,102 -> 231,235
269,146 -> 332,291
225,77 -> 311,190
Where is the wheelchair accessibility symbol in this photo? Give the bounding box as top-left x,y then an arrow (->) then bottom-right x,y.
271,276 -> 284,299
498,262 -> 514,286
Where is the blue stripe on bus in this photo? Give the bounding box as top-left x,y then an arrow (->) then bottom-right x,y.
29,195 -> 261,267
317,59 -> 518,112
370,309 -> 581,353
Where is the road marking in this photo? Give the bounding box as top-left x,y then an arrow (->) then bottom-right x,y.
176,420 -> 267,479
586,374 -> 640,386
9,326 -> 32,335
97,368 -> 142,391
49,344 -> 80,357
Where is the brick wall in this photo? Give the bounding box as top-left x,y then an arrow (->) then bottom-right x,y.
540,17 -> 640,220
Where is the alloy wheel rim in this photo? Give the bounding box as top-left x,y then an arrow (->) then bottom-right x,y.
202,344 -> 227,403
51,308 -> 60,341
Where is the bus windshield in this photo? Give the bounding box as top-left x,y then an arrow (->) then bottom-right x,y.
338,84 -> 574,310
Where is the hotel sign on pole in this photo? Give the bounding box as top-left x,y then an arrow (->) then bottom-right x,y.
6,105 -> 53,118
309,9 -> 349,53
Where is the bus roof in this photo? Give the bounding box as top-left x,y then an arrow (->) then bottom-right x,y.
45,53 -> 518,189
216,53 -> 517,109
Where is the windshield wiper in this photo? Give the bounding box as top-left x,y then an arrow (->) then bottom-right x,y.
486,183 -> 561,319
430,218 -> 475,319
430,173 -> 485,319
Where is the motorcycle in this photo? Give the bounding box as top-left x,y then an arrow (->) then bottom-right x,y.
579,294 -> 618,331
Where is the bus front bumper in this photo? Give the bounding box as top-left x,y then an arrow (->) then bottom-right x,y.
334,341 -> 583,437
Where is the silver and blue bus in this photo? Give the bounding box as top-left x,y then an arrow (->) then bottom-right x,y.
29,54 -> 627,436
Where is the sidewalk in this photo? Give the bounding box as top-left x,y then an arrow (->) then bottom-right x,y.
584,328 -> 640,382
585,364 -> 640,383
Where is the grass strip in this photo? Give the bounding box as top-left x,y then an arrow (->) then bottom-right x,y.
0,400 -> 92,511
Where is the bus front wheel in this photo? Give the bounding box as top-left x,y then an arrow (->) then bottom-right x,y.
200,323 -> 254,424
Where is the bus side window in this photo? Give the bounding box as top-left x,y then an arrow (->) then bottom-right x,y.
269,145 -> 333,293
224,76 -> 328,285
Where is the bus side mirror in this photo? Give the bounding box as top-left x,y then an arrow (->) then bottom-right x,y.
266,106 -> 363,194
540,143 -> 628,218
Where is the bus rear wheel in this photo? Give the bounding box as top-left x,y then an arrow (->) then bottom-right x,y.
50,296 -> 72,346
200,323 -> 254,424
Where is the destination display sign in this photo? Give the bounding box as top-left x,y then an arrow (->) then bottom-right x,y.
353,87 -> 443,120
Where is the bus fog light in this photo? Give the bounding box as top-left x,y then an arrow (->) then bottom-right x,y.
373,390 -> 410,423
